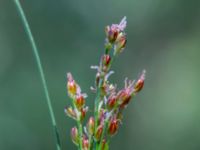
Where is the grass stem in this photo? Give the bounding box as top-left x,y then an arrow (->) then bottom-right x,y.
14,1 -> 61,150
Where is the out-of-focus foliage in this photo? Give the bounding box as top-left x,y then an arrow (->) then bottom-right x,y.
0,0 -> 200,150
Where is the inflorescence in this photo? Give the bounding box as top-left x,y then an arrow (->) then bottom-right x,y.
65,17 -> 145,150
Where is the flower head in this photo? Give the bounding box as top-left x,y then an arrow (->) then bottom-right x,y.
105,16 -> 127,43
117,78 -> 135,108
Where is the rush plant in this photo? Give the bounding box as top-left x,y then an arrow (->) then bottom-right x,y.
65,17 -> 146,150
14,0 -> 145,149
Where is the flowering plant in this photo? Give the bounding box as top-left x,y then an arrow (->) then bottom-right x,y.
65,17 -> 145,150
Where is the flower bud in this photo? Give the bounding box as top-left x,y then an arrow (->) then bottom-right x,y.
82,136 -> 89,150
114,33 -> 126,55
64,106 -> 77,120
71,127 -> 79,145
108,118 -> 119,136
102,54 -> 111,66
134,70 -> 145,93
75,95 -> 85,110
107,95 -> 117,110
80,107 -> 88,121
105,26 -> 119,43
67,73 -> 77,97
117,90 -> 132,108
87,117 -> 95,135
94,125 -> 103,141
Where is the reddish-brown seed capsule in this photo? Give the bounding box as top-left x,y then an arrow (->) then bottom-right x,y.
102,54 -> 111,66
107,95 -> 117,110
108,118 -> 119,136
80,107 -> 88,121
75,95 -> 85,110
134,70 -> 145,93
117,90 -> 132,108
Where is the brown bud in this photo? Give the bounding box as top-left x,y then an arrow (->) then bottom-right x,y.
71,127 -> 79,145
102,54 -> 111,66
107,95 -> 117,110
108,118 -> 119,136
87,117 -> 95,135
80,107 -> 88,121
134,70 -> 145,93
75,95 -> 85,110
117,90 -> 132,108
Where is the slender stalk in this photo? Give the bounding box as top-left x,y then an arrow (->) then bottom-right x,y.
72,102 -> 83,150
98,120 -> 109,150
14,1 -> 61,150
77,120 -> 83,150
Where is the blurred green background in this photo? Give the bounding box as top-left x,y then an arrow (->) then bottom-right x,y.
0,0 -> 200,150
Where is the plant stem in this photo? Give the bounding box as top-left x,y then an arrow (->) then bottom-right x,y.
77,120 -> 83,150
14,1 -> 61,150
98,119 -> 109,150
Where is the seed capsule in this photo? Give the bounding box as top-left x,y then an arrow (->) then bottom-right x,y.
75,95 -> 85,110
108,118 -> 119,136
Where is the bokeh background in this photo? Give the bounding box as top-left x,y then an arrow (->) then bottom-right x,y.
0,0 -> 200,150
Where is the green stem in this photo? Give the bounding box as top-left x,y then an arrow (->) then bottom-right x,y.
98,119 -> 108,150
77,120 -> 83,150
71,102 -> 83,150
14,1 -> 61,150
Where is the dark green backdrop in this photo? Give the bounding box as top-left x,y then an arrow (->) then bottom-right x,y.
0,0 -> 200,150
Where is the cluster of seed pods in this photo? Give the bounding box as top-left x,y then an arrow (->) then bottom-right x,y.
65,17 -> 145,150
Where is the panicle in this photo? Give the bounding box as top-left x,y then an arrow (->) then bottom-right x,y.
65,17 -> 146,150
